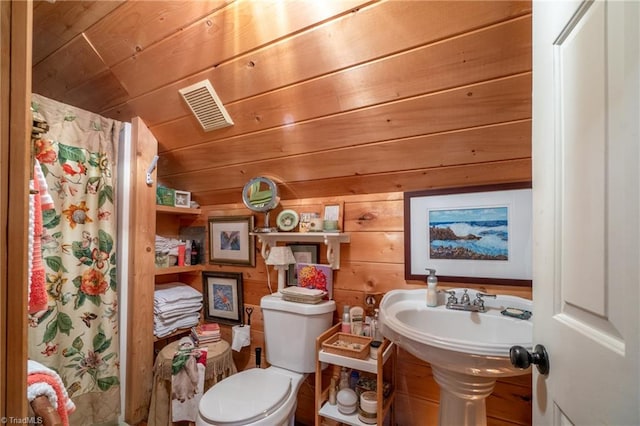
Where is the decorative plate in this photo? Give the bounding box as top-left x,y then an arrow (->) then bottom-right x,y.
276,209 -> 299,231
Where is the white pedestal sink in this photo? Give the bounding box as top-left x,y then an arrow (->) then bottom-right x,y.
379,288 -> 532,426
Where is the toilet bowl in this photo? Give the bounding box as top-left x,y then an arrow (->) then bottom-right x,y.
196,294 -> 336,426
196,367 -> 303,426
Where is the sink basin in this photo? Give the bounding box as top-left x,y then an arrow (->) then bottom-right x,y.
379,288 -> 533,425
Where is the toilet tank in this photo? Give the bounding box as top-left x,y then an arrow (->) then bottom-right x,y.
260,294 -> 336,373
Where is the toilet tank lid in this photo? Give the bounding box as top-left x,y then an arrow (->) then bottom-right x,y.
261,294 -> 336,315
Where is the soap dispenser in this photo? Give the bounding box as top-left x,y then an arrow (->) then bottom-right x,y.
426,268 -> 438,307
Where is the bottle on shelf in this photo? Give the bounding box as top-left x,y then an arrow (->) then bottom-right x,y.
339,367 -> 350,390
349,306 -> 364,335
177,242 -> 186,266
341,305 -> 351,334
371,308 -> 383,342
190,239 -> 199,265
329,376 -> 337,405
349,370 -> 359,390
184,240 -> 192,266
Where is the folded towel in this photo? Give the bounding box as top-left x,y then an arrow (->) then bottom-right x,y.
155,304 -> 203,320
281,286 -> 326,297
155,236 -> 184,256
154,313 -> 200,338
27,360 -> 75,426
154,299 -> 202,311
154,283 -> 202,304
155,312 -> 200,324
154,312 -> 201,328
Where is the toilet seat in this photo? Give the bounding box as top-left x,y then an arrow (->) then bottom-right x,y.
199,368 -> 292,425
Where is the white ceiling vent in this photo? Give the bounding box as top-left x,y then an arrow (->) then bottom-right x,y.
179,80 -> 234,132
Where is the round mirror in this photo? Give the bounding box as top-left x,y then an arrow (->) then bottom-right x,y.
242,177 -> 280,232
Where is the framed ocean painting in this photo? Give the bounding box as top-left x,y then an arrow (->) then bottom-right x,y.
404,183 -> 532,286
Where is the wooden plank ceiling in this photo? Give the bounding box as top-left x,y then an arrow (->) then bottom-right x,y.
32,0 -> 532,206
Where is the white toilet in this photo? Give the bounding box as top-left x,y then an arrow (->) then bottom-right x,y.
196,294 -> 336,426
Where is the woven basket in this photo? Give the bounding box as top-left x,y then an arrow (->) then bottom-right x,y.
321,332 -> 372,359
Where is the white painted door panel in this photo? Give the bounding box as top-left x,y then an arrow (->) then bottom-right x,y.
532,0 -> 639,424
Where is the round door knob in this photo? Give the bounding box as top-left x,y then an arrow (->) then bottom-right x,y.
509,344 -> 550,375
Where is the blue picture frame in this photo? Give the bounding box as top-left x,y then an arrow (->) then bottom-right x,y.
208,215 -> 255,266
202,271 -> 244,325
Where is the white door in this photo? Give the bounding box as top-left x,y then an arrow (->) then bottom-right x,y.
532,0 -> 639,424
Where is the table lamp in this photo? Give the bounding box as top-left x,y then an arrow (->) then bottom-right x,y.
265,246 -> 297,293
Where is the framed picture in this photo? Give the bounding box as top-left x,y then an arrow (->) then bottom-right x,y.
208,215 -> 255,266
296,263 -> 333,299
286,243 -> 320,286
202,271 -> 244,325
322,201 -> 344,231
404,182 -> 533,286
174,190 -> 191,208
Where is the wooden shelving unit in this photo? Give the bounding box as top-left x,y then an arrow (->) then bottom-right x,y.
315,323 -> 396,426
152,206 -> 205,342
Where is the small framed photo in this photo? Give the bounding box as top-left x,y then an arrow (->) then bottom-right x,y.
202,271 -> 244,325
174,190 -> 191,208
322,201 -> 344,231
286,243 -> 320,286
208,215 -> 255,266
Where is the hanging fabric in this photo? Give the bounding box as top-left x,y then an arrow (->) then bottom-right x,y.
28,94 -> 122,424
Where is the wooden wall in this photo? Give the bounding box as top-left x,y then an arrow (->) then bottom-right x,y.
32,0 -> 532,208
188,191 -> 532,426
30,1 -> 534,423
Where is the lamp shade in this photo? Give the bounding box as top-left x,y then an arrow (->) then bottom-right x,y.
265,246 -> 297,266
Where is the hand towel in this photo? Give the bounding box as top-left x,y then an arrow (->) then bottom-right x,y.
171,337 -> 207,422
27,360 -> 75,426
28,174 -> 48,314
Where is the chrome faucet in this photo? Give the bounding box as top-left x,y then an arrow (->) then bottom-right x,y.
472,292 -> 497,312
460,289 -> 471,305
445,289 -> 497,313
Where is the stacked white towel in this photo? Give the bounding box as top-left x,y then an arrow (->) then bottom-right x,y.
154,282 -> 203,338
155,235 -> 184,256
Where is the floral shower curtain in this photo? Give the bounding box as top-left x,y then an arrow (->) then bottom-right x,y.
29,94 -> 122,424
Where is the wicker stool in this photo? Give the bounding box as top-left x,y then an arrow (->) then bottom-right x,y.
148,339 -> 237,425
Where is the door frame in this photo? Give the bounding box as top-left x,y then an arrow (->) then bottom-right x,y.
1,0 -> 32,417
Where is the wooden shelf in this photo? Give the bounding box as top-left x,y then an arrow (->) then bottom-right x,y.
318,341 -> 395,375
251,232 -> 350,269
319,393 -> 394,426
155,265 -> 203,276
155,205 -> 201,215
319,402 -> 367,426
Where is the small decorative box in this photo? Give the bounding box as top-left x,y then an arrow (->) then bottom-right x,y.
156,186 -> 175,206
